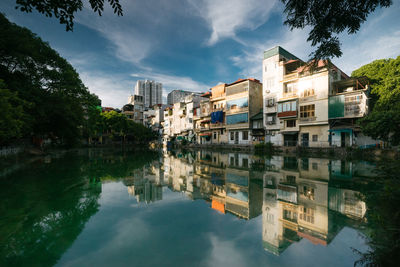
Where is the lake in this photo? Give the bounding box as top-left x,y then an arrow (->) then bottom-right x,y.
0,149 -> 380,266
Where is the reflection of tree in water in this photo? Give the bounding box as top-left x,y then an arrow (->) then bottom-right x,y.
354,159 -> 400,266
0,149 -> 157,266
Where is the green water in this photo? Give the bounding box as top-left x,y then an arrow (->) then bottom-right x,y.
0,149 -> 391,266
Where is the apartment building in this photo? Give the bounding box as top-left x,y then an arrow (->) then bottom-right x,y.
210,83 -> 228,144
263,46 -> 348,147
225,78 -> 263,145
135,80 -> 162,108
124,95 -> 144,124
162,106 -> 173,144
167,89 -> 200,105
194,92 -> 212,144
328,77 -> 372,147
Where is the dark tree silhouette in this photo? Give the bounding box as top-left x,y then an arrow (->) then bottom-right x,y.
15,0 -> 123,31
281,0 -> 392,59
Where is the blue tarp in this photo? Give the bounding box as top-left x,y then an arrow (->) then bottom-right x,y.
211,111 -> 224,123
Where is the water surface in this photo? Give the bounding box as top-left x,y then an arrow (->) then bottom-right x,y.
0,149 -> 375,266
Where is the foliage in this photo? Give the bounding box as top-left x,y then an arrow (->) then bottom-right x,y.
354,159 -> 400,266
15,0 -> 123,31
100,111 -> 157,143
0,80 -> 30,144
0,13 -> 100,146
281,0 -> 392,60
352,56 -> 400,145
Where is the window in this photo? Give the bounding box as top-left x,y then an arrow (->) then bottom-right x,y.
266,116 -> 276,125
230,131 -> 234,140
226,97 -> 248,110
214,132 -> 217,139
266,78 -> 274,90
226,113 -> 248,125
242,158 -> 249,168
301,88 -> 315,97
286,120 -> 296,128
312,162 -> 318,170
242,131 -> 248,140
312,134 -> 318,142
300,104 -> 315,118
302,186 -> 315,200
284,83 -> 297,95
278,101 -> 297,113
299,206 -> 315,224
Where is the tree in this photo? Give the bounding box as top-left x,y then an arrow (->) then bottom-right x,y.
281,0 -> 392,60
15,0 -> 123,31
352,56 -> 400,145
0,13 -> 101,146
0,80 -> 29,145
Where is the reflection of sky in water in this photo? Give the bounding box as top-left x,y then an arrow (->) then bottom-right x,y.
57,182 -> 367,267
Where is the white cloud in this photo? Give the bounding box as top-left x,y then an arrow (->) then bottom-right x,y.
230,27 -> 311,79
79,71 -> 134,108
75,5 -> 154,64
191,0 -> 278,45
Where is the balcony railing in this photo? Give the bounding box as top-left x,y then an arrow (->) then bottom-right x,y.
278,111 -> 297,118
210,122 -> 225,129
283,72 -> 298,81
225,106 -> 249,115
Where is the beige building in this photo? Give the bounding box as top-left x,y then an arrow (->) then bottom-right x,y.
194,92 -> 212,144
225,78 -> 263,145
210,84 -> 228,144
263,46 -> 348,147
123,95 -> 144,124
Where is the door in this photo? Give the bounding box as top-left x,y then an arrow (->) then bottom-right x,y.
235,132 -> 239,144
302,133 -> 309,147
341,132 -> 346,147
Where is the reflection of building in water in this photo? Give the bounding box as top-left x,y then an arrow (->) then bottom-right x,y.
225,153 -> 263,220
124,162 -> 163,204
155,150 -> 369,256
262,156 -> 368,255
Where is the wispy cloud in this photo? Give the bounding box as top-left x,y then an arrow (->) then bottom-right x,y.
230,27 -> 311,79
190,0 -> 278,45
79,71 -> 133,108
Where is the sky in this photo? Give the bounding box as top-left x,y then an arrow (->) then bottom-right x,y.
1,0 -> 400,108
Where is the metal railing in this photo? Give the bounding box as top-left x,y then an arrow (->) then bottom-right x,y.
0,146 -> 24,157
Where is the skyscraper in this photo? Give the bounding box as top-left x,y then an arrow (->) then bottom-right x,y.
134,80 -> 162,108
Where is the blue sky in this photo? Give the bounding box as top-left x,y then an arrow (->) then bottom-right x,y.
1,0 -> 400,107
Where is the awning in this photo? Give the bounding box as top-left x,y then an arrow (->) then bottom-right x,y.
328,128 -> 353,133
200,133 -> 212,137
281,131 -> 298,135
211,199 -> 225,214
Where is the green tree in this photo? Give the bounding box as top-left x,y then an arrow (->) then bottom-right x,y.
281,0 -> 392,60
352,56 -> 400,145
0,80 -> 29,145
15,0 -> 123,31
0,13 -> 101,146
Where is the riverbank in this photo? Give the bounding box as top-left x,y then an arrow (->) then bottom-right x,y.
170,143 -> 399,161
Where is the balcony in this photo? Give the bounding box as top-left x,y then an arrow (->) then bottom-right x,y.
225,106 -> 249,115
278,111 -> 297,118
210,122 -> 225,129
280,93 -> 298,101
283,72 -> 298,81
